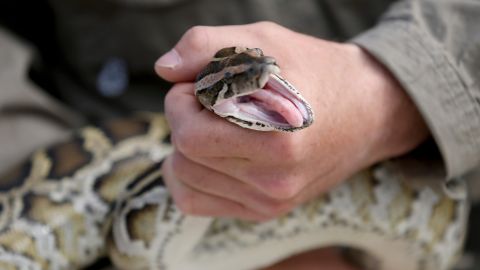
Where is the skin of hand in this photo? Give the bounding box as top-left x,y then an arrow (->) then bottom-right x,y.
155,21 -> 429,221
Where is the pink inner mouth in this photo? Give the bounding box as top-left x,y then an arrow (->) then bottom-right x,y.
244,85 -> 304,127
213,76 -> 307,128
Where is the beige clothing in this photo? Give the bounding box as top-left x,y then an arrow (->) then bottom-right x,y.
0,28 -> 82,173
353,0 -> 480,181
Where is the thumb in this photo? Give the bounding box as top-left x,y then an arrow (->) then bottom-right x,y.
154,26 -> 222,83
154,24 -> 266,83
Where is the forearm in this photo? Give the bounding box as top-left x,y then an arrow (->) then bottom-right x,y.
351,0 -> 480,179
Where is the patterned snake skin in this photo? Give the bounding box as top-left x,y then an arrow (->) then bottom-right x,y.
0,48 -> 469,270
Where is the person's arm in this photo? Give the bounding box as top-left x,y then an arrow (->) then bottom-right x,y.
352,0 -> 480,180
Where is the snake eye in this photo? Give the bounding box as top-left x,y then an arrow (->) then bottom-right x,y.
224,71 -> 232,78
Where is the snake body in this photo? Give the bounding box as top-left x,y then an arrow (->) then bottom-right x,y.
0,47 -> 468,270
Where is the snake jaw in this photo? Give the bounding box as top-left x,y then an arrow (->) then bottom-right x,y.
212,73 -> 314,132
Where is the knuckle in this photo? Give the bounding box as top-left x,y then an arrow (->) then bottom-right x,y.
282,175 -> 302,199
173,126 -> 197,156
182,26 -> 211,52
253,21 -> 279,30
275,136 -> 303,163
261,175 -> 301,200
284,137 -> 301,157
250,21 -> 283,38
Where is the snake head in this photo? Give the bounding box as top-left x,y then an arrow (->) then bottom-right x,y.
195,47 -> 314,132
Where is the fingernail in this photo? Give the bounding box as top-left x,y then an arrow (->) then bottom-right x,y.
155,48 -> 182,69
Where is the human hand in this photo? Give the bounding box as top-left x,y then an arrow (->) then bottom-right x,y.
155,22 -> 429,221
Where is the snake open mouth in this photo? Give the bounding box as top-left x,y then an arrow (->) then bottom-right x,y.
213,74 -> 312,129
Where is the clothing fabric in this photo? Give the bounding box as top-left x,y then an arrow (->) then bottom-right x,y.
0,28 -> 82,174
353,0 -> 480,181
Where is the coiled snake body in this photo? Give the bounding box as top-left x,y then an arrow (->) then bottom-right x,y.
0,47 -> 468,270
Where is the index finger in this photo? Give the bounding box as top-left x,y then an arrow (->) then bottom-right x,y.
165,82 -> 285,159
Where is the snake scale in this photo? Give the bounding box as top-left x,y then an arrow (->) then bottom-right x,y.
0,47 -> 468,270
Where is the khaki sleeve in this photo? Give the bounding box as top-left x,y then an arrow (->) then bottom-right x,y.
352,0 -> 480,179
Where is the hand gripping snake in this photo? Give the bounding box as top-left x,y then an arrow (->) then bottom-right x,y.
0,47 -> 468,270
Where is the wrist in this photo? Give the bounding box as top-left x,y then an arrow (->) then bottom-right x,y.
346,43 -> 430,164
